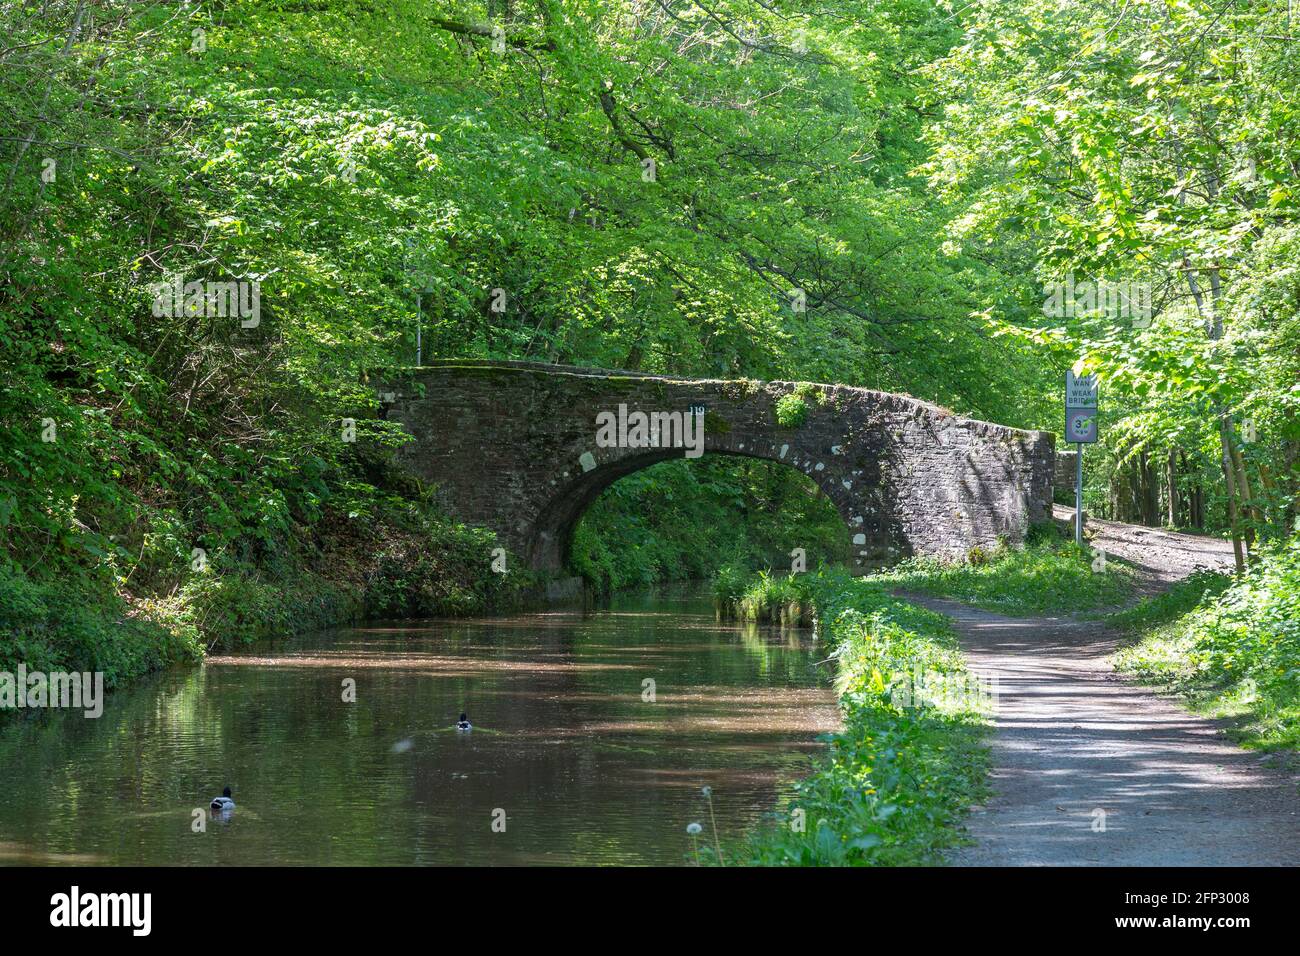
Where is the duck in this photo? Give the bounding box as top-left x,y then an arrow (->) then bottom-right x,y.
211,786 -> 235,812
456,712 -> 472,732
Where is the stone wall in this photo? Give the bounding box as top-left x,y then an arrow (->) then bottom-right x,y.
1055,450 -> 1078,503
381,361 -> 1055,575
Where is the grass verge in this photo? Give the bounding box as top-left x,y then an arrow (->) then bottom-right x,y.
715,568 -> 990,865
875,526 -> 1134,616
1112,538 -> 1300,750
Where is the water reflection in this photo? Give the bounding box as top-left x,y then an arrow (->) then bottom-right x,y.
0,589 -> 837,865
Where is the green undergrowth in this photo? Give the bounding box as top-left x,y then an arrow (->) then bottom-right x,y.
0,566 -> 202,690
571,457 -> 849,592
1,503 -> 534,706
1113,538 -> 1300,750
718,568 -> 990,866
876,525 -> 1134,615
712,567 -> 815,626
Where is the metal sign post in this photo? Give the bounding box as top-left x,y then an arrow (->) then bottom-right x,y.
1075,441 -> 1084,545
1065,369 -> 1100,545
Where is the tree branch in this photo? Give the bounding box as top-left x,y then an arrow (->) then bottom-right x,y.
598,82 -> 649,162
429,15 -> 556,51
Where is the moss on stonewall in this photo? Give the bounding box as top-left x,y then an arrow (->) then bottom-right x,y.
703,410 -> 731,434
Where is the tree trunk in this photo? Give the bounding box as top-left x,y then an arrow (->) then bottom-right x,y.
1219,416 -> 1247,570
1229,440 -> 1259,558
1257,462 -> 1278,534
1183,257 -> 1245,572
1141,451 -> 1159,526
1166,448 -> 1179,527
1119,465 -> 1140,523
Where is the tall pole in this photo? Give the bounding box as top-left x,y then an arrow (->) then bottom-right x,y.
1075,442 -> 1084,545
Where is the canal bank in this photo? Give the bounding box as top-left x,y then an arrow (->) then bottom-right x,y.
0,508 -> 580,713
712,568 -> 992,865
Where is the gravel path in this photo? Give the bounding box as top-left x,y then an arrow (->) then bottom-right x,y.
919,516 -> 1300,866
1052,504 -> 1237,593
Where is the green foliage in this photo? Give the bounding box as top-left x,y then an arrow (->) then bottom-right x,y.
1114,539 -> 1300,749
4,0 -> 1297,717
361,515 -> 532,619
774,394 -> 809,429
570,458 -> 848,592
0,497 -> 531,703
156,569 -> 358,651
0,565 -> 202,690
922,0 -> 1300,542
1108,570 -> 1232,634
731,569 -> 989,865
878,530 -> 1134,615
0,0 -> 1058,675
710,563 -> 751,605
717,569 -> 816,626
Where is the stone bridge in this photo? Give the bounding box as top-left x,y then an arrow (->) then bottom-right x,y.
381,361 -> 1055,576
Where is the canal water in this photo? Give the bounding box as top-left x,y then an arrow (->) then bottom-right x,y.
0,589 -> 838,865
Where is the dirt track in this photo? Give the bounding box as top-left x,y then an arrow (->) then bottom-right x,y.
1052,504 -> 1237,591
924,515 -> 1300,866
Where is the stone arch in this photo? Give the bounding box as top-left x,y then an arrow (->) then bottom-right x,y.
526,445 -> 871,573
381,360 -> 1054,577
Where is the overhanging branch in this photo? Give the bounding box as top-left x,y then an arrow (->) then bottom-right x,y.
429,15 -> 557,51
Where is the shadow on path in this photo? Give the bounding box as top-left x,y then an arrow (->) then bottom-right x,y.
908,596 -> 1300,866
